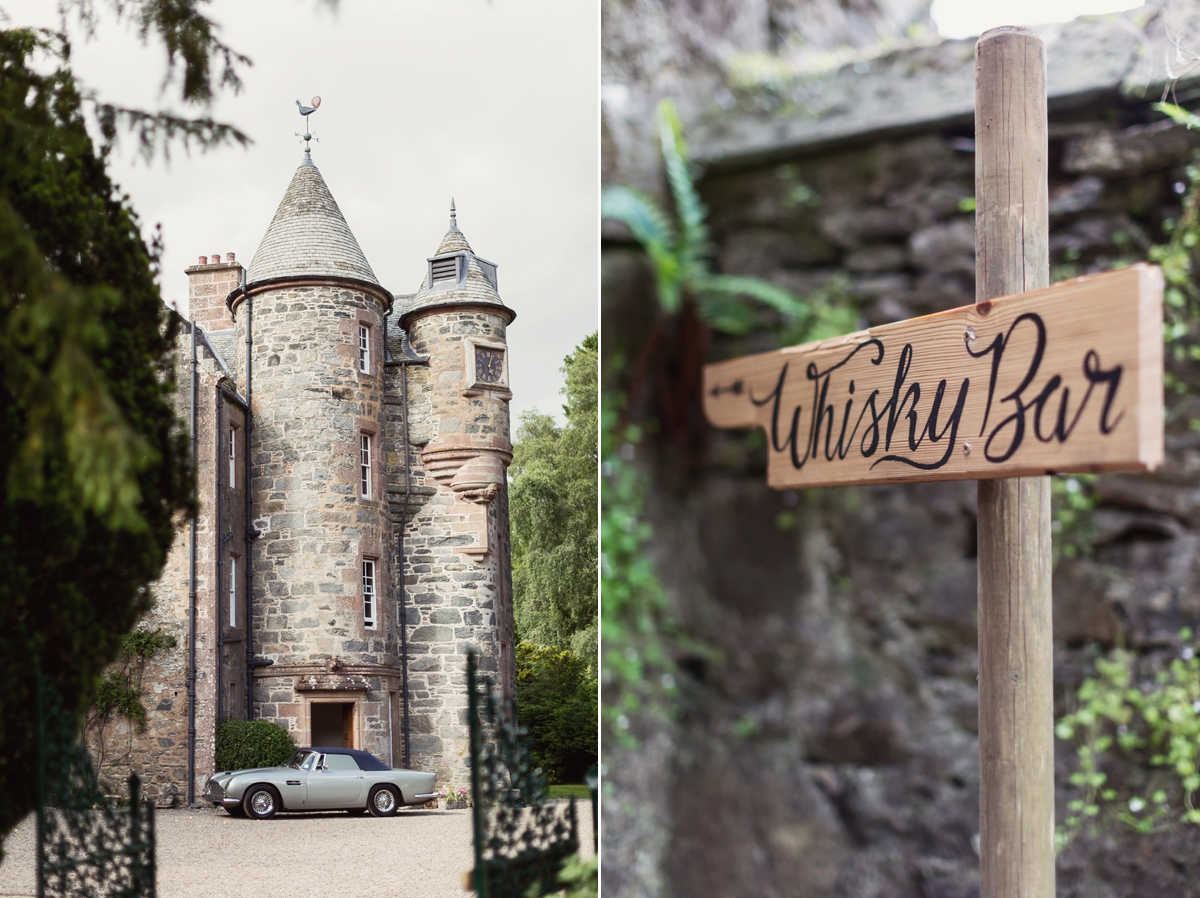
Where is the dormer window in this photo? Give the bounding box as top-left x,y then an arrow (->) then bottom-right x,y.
428,253 -> 464,287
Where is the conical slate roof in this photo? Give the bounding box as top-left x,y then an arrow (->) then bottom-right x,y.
405,202 -> 513,320
247,153 -> 379,286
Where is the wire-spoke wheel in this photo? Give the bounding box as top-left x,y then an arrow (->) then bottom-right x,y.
368,784 -> 400,818
243,785 -> 279,820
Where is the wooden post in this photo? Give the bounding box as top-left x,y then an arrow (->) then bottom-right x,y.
974,26 -> 1056,898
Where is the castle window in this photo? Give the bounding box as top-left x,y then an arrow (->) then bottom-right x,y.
362,559 -> 377,629
228,424 -> 237,489
360,434 -> 372,499
358,325 -> 370,373
229,557 -> 237,628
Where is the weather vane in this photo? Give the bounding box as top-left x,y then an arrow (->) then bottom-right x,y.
295,96 -> 321,157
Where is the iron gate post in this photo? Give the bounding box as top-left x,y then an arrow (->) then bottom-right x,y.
468,653 -> 488,897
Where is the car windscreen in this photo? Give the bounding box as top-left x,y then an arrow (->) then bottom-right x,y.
289,750 -> 316,769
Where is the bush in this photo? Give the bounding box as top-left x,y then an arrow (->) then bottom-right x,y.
516,642 -> 598,784
215,720 -> 295,773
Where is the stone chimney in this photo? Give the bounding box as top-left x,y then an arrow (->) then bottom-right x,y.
185,252 -> 243,332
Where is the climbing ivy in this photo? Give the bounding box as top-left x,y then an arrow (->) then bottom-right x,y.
1055,630 -> 1200,849
1053,101 -> 1200,849
600,395 -> 677,747
84,627 -> 176,782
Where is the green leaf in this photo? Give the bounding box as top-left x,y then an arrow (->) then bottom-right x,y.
697,274 -> 807,321
1154,102 -> 1200,130
600,186 -> 682,314
655,98 -> 709,266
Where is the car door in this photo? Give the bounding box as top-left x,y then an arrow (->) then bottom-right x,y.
274,750 -> 314,809
306,752 -> 365,807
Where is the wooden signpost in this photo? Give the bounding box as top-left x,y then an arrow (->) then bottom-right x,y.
702,27 -> 1165,898
705,264 -> 1164,490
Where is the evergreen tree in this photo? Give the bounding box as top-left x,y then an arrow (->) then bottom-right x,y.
0,3 -> 248,846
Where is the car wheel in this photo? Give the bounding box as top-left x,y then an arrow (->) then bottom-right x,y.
243,785 -> 280,820
367,784 -> 400,818
345,808 -> 367,816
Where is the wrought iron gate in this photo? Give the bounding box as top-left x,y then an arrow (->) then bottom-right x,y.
467,651 -> 579,897
36,671 -> 156,898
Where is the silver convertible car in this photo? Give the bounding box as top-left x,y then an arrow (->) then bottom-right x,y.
203,747 -> 439,819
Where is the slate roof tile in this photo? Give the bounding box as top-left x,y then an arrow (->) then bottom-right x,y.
248,154 -> 379,286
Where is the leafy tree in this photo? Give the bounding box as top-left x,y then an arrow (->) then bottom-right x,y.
510,333 -> 598,668
0,1 -> 248,848
515,642 -> 598,785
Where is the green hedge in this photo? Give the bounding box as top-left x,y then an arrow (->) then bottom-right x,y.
215,720 -> 296,772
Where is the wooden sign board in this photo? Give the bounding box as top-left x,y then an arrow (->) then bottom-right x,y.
703,264 -> 1164,490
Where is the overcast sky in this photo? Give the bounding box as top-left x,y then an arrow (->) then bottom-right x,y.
932,0 -> 1143,38
4,0 -> 598,425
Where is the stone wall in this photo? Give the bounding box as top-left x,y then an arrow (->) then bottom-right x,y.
185,255 -> 241,332
397,306 -> 516,784
602,6 -> 1200,896
233,282 -> 400,763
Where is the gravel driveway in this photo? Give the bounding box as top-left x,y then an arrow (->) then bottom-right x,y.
0,803 -> 593,898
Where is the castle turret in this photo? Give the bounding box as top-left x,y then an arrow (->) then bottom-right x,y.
230,149 -> 402,763
395,201 -> 516,780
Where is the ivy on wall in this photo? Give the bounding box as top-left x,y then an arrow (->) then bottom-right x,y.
84,627 -> 176,786
1056,630 -> 1200,848
1053,100 -> 1200,847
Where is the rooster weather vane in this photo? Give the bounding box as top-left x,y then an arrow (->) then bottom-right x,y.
295,95 -> 321,158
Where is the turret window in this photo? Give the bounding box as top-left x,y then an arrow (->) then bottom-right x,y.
430,256 -> 460,283
360,434 -> 372,499
358,325 -> 370,373
362,559 -> 377,629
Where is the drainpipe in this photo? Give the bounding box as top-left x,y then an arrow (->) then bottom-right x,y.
398,359 -> 412,768
243,274 -> 255,721
215,391 -> 224,722
186,318 -> 198,806
385,315 -> 417,769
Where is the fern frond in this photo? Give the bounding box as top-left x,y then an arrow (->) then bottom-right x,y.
656,99 -> 709,264
601,185 -> 674,248
694,291 -> 760,335
601,185 -> 683,314
698,274 -> 807,320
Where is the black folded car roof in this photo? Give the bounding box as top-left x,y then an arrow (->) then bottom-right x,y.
306,747 -> 391,771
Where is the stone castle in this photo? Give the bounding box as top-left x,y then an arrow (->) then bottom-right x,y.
109,144 -> 517,803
